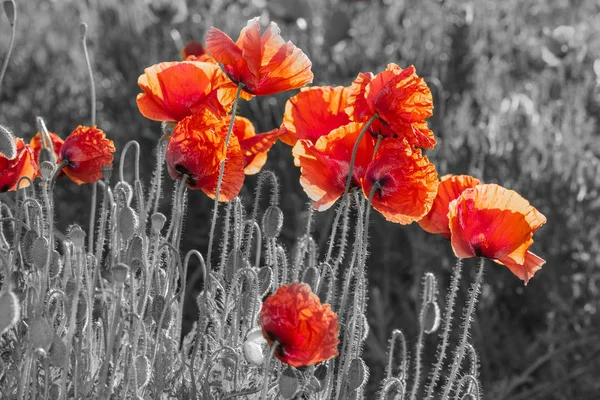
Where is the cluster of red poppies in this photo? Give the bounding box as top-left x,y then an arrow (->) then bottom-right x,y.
0,125 -> 114,189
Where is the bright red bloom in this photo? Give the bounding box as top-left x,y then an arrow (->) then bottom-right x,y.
418,174 -> 482,238
30,131 -> 64,167
260,282 -> 339,367
0,138 -> 38,192
206,17 -> 313,96
361,140 -> 438,224
227,115 -> 281,175
279,86 -> 352,146
448,184 -> 547,284
293,122 -> 376,211
347,64 -> 436,148
136,61 -> 244,122
58,126 -> 115,185
166,111 -> 244,201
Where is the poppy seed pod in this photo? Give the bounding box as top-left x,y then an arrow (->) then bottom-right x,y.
112,263 -> 130,287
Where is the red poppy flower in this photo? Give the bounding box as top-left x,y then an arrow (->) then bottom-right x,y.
205,17 -> 313,96
227,115 -> 281,175
293,122 -> 376,211
259,282 -> 339,367
30,131 -> 64,168
361,140 -> 438,224
0,138 -> 38,192
166,111 -> 244,201
448,184 -> 547,284
58,126 -> 115,185
279,86 -> 352,146
346,64 -> 436,148
418,174 -> 482,238
136,61 -> 245,122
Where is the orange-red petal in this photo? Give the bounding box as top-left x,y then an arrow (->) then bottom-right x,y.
260,282 -> 339,367
448,184 -> 547,282
0,138 -> 38,192
166,112 -> 244,201
136,61 -> 234,122
418,174 -> 482,238
59,126 -> 115,185
279,86 -> 352,146
228,116 -> 281,175
293,122 -> 376,211
206,17 -> 313,96
361,140 -> 438,224
494,251 -> 546,285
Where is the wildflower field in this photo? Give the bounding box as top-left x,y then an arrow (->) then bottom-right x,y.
0,0 -> 599,399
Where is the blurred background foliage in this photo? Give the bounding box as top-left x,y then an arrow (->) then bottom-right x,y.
1,0 -> 599,398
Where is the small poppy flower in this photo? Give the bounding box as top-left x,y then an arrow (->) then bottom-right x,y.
0,137 -> 38,192
346,64 -> 436,149
227,115 -> 281,175
58,126 -> 115,185
293,122 -> 376,211
166,110 -> 244,201
448,184 -> 547,284
205,17 -> 314,96
279,86 -> 352,146
181,40 -> 216,63
136,61 -> 245,122
259,282 -> 340,367
418,174 -> 482,238
30,131 -> 64,167
361,140 -> 438,224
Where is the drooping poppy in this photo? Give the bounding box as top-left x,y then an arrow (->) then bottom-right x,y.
418,174 -> 482,238
165,110 -> 244,201
205,17 -> 313,96
279,86 -> 352,146
448,184 -> 547,284
293,122 -> 376,211
346,64 -> 436,149
58,126 -> 115,185
259,282 -> 339,368
0,137 -> 38,192
30,131 -> 64,167
361,140 -> 438,224
226,115 -> 281,175
136,61 -> 244,122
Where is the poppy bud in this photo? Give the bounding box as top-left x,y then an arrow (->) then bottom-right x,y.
0,291 -> 20,334
69,225 -> 86,250
28,317 -> 53,351
262,205 -> 283,239
279,367 -> 300,399
0,124 -> 16,159
3,0 -> 15,27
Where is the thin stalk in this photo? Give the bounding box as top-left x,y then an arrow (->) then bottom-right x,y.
206,83 -> 243,269
425,258 -> 463,399
0,0 -> 16,98
441,258 -> 485,400
80,22 -> 96,126
88,183 -> 97,252
99,286 -> 123,397
260,341 -> 279,399
342,113 -> 378,198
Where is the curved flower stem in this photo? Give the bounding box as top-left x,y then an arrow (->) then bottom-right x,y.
425,258 -> 463,400
441,258 -> 485,400
260,341 -> 279,400
0,0 -> 16,98
207,83 -> 243,269
372,134 -> 383,159
342,113 -> 378,198
80,22 -> 96,126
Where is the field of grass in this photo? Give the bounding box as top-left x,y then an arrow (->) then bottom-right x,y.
1,0 -> 599,398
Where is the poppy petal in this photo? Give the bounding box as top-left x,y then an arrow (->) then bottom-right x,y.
418,174 -> 481,238
59,126 -> 115,185
280,86 -> 352,146
448,184 -> 547,266
0,138 -> 38,192
361,140 -> 438,224
205,27 -> 243,65
166,113 -> 245,201
293,122 -> 375,210
494,251 -> 546,285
